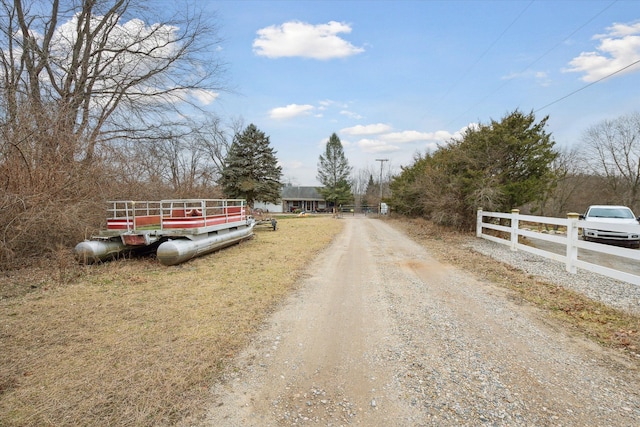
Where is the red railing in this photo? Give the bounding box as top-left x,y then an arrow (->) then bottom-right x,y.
106,199 -> 247,232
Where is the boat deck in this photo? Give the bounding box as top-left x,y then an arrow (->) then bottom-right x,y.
98,199 -> 251,244
75,199 -> 254,265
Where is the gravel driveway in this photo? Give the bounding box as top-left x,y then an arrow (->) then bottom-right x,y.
199,217 -> 640,426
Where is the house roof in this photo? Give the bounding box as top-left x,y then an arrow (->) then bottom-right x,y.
281,185 -> 323,200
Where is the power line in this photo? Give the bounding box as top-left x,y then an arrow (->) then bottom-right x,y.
444,0 -> 619,127
534,58 -> 640,113
438,0 -> 535,104
518,0 -> 617,73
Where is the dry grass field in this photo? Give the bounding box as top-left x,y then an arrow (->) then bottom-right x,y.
1,215 -> 638,426
0,215 -> 344,426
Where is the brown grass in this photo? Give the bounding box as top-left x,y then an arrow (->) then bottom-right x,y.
388,217 -> 640,362
3,215 -> 639,426
0,215 -> 344,426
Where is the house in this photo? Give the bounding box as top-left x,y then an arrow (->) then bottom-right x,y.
253,185 -> 331,213
281,185 -> 330,213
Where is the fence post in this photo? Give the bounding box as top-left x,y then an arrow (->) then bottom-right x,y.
510,209 -> 519,251
566,212 -> 579,273
476,208 -> 483,238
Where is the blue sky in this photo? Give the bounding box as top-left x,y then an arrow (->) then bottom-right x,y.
202,0 -> 640,186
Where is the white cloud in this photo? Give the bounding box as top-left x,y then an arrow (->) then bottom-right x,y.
253,21 -> 365,60
269,104 -> 314,119
317,99 -> 349,110
357,138 -> 401,153
339,110 -> 363,120
602,22 -> 640,38
564,21 -> 640,82
501,70 -> 551,86
344,124 -> 469,145
342,124 -> 471,156
268,100 -> 360,120
318,99 -> 342,108
191,89 -> 219,105
380,130 -> 433,143
534,71 -> 552,87
341,123 -> 392,135
379,130 -> 462,144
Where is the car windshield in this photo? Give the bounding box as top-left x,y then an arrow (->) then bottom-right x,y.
588,208 -> 635,219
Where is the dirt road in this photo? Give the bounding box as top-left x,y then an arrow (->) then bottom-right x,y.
200,217 -> 640,426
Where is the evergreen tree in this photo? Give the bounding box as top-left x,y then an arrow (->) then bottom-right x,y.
220,124 -> 282,206
317,133 -> 353,212
364,174 -> 377,210
388,110 -> 558,229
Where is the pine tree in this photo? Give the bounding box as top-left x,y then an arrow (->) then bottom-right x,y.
364,174 -> 377,209
220,124 -> 282,206
317,133 -> 353,212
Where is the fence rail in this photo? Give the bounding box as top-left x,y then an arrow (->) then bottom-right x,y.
476,208 -> 640,286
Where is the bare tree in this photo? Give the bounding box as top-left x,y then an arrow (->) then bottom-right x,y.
192,115 -> 233,183
0,0 -> 227,266
350,167 -> 371,209
582,112 -> 640,209
542,145 -> 582,216
107,115 -> 232,198
1,0 -> 225,170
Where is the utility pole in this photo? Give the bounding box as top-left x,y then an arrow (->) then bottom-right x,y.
375,158 -> 388,214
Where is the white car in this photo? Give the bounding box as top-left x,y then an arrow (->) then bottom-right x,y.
580,205 -> 640,248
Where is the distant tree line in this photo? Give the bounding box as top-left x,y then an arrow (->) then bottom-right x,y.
377,110 -> 640,230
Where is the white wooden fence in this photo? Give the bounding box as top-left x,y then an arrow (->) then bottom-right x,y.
476,208 -> 640,286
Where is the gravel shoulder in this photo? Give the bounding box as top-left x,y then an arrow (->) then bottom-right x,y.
198,217 -> 640,426
468,237 -> 640,316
